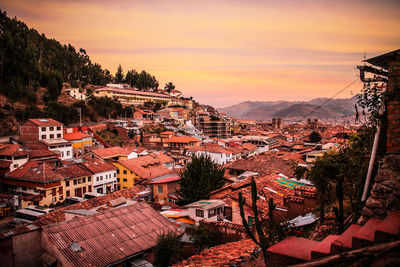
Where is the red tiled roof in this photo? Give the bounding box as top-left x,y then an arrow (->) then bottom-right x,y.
241,143 -> 258,151
57,164 -> 92,178
160,131 -> 174,135
0,144 -> 28,157
43,202 -> 180,267
165,136 -> 200,143
63,132 -> 91,141
29,149 -> 57,158
6,161 -> 64,183
34,186 -> 145,226
150,175 -> 180,184
0,160 -> 11,168
173,239 -> 257,266
26,118 -> 63,126
118,158 -> 173,180
148,152 -> 174,164
92,146 -> 130,158
81,158 -> 117,174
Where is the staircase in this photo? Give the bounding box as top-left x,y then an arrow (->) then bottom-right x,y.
266,212 -> 400,266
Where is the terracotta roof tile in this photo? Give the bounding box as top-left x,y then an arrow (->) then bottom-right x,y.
165,136 -> 200,143
0,144 -> 28,157
26,118 -> 63,126
81,158 -> 117,174
63,132 -> 92,141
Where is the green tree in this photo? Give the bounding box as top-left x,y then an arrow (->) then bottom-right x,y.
293,165 -> 309,180
153,232 -> 181,267
309,131 -> 322,143
177,155 -> 225,205
164,82 -> 175,92
185,222 -> 223,252
115,64 -> 124,83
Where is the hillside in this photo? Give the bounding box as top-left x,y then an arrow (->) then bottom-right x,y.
218,96 -> 358,121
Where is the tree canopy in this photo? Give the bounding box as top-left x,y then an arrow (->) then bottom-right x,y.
125,69 -> 159,91
177,155 -> 225,205
164,82 -> 175,92
309,131 -> 322,143
0,10 -> 112,103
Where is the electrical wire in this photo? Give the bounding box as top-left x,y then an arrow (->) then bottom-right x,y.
296,78 -> 360,123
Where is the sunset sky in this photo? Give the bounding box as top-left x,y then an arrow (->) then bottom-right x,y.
2,0 -> 399,107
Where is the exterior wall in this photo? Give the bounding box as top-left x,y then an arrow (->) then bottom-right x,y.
9,156 -> 29,172
93,170 -> 118,194
70,138 -> 92,148
42,231 -> 71,267
387,62 -> 400,154
112,162 -> 140,190
39,125 -> 63,140
68,88 -> 87,100
13,230 -> 42,267
188,205 -> 224,225
152,181 -> 179,204
20,121 -> 39,148
94,89 -> 171,106
64,176 -> 93,198
48,144 -> 73,160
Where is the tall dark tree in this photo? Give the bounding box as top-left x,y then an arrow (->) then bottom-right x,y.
153,232 -> 181,267
164,82 -> 175,92
177,155 -> 225,205
114,64 -> 124,83
309,131 -> 322,143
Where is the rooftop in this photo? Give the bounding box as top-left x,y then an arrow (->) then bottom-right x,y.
43,202 -> 179,267
0,144 -> 28,157
63,132 -> 92,141
26,118 -> 63,126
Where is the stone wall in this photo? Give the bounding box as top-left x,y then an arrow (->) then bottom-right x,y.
359,155 -> 400,224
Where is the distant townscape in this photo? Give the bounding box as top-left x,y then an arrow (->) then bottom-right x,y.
1,9 -> 400,267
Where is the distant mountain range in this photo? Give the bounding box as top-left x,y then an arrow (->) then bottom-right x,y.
218,96 -> 358,121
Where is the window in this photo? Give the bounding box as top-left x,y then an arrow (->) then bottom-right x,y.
208,208 -> 216,217
123,178 -> 127,182
114,173 -> 116,177
117,169 -> 120,174
22,187 -> 27,191
96,177 -> 99,182
52,197 -> 56,202
52,188 -> 56,196
59,186 -> 63,194
100,176 -> 103,181
49,126 -> 54,131
66,181 -> 70,187
57,126 -> 61,131
41,135 -> 46,139
49,134 -> 54,139
123,170 -> 127,174
117,178 -> 120,182
157,185 -> 163,194
67,151 -> 70,156
195,209 -> 204,218
66,190 -> 70,197
13,164 -> 18,169
74,179 -> 77,185
217,207 -> 223,214
59,195 -> 63,201
78,178 -> 82,184
41,127 -> 46,131
88,186 -> 92,192
57,134 -> 61,138
88,176 -> 91,182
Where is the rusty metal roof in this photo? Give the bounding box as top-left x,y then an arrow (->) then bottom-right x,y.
42,202 -> 180,267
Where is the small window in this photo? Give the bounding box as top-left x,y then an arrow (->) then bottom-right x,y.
22,187 -> 27,191
59,195 -> 63,201
57,126 -> 61,131
49,126 -> 54,131
117,178 -> 120,182
41,127 -> 46,131
157,185 -> 163,194
66,190 -> 70,197
100,176 -> 103,181
123,170 -> 127,175
74,179 -> 77,185
52,188 -> 56,196
57,133 -> 61,138
52,197 -> 56,202
114,173 -> 116,177
41,135 -> 46,139
82,177 -> 86,183
123,178 -> 127,182
13,164 -> 18,168
117,169 -> 120,174
78,178 -> 82,184
88,176 -> 91,182
49,134 -> 54,139
66,181 -> 70,187
88,186 -> 92,192
196,209 -> 204,218
208,208 -> 216,217
67,151 -> 70,156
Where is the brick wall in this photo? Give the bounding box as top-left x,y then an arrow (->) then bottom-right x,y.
387,62 -> 400,154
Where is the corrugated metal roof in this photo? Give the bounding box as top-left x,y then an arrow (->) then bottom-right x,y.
42,202 -> 180,267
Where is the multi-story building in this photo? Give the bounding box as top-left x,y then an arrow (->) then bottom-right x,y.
94,87 -> 171,106
81,158 -> 118,194
0,144 -> 29,173
197,120 -> 231,139
20,118 -> 73,160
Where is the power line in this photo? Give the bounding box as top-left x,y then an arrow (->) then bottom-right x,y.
296,77 -> 360,123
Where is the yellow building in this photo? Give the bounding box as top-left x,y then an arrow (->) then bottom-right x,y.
113,156 -> 174,190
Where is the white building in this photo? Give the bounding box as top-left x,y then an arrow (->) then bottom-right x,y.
65,88 -> 87,101
81,159 -> 118,194
185,199 -> 226,225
